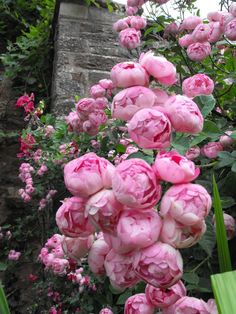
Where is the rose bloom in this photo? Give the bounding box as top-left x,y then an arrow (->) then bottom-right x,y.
133,242 -> 183,288
127,0 -> 146,7
164,22 -> 179,36
62,235 -> 94,259
90,84 -> 106,99
187,42 -> 211,61
85,189 -> 123,233
208,21 -> 223,43
99,79 -> 114,90
128,108 -> 171,149
104,249 -> 140,290
113,18 -> 129,32
180,15 -> 202,30
153,151 -> 200,184
139,51 -> 177,86
119,28 -> 141,50
160,183 -> 212,226
192,23 -> 210,42
160,215 -> 206,248
151,88 -> 169,106
46,234 -> 63,249
126,6 -> 138,16
75,98 -> 96,119
117,209 -> 162,251
112,158 -> 162,209
145,280 -> 186,308
207,299 -> 218,314
182,74 -> 214,98
110,62 -> 149,88
185,146 -> 201,160
230,3 -> 236,17
124,294 -> 155,314
213,212 -> 236,240
219,131 -> 234,147
56,197 -> 95,238
171,296 -> 210,314
164,95 -> 203,134
207,11 -> 234,25
111,86 -> 157,121
88,236 -> 111,275
88,110 -> 107,127
178,34 -> 195,48
224,18 -> 236,41
65,112 -> 81,132
8,250 -> 21,261
64,153 -> 115,197
201,142 -> 223,159
130,16 -> 147,30
103,232 -> 133,254
99,308 -> 113,314
51,258 -> 69,276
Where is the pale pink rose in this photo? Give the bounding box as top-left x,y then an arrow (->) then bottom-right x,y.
207,299 -> 218,314
88,110 -> 107,127
126,6 -> 138,15
128,108 -> 171,149
182,74 -> 214,98
171,296 -> 210,314
187,42 -> 211,61
164,95 -> 203,134
103,232 -> 133,254
8,250 -> 21,261
185,146 -> 201,160
65,111 -> 82,133
110,62 -> 149,88
112,158 -> 162,209
51,258 -> 69,276
207,11 -> 234,27
139,51 -> 177,86
99,79 -> 114,90
56,197 -> 95,237
76,98 -> 96,118
219,131 -> 234,147
208,22 -> 223,43
104,249 -> 140,290
230,3 -> 236,17
127,0 -> 146,7
180,16 -> 202,30
133,242 -> 183,288
85,189 -> 123,233
153,151 -> 200,184
117,209 -> 162,250
164,22 -> 179,35
130,16 -> 147,29
192,23 -> 211,42
201,142 -> 223,159
113,19 -> 129,32
95,97 -> 108,110
46,234 -> 64,248
145,280 -> 186,308
119,28 -> 141,50
124,294 -> 155,314
111,86 -> 157,121
99,308 -> 113,314
88,236 -> 111,275
213,212 -> 236,240
160,183 -> 212,226
62,235 -> 94,259
178,34 -> 195,48
90,84 -> 106,99
225,18 -> 236,41
64,153 -> 115,197
151,88 -> 169,105
160,215 -> 206,248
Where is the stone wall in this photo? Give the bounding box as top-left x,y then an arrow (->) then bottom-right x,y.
51,0 -> 128,115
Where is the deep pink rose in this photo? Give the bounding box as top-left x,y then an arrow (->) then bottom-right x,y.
185,146 -> 201,160
64,153 -> 115,197
160,215 -> 206,248
192,23 -> 210,42
160,183 -> 212,226
104,249 -> 140,290
113,19 -> 129,32
164,95 -> 203,134
145,280 -> 186,308
180,16 -> 202,30
128,108 -> 171,149
213,212 -> 236,240
85,189 -> 123,233
182,74 -> 214,98
130,16 -> 147,29
110,62 -> 149,88
56,197 -> 95,237
225,18 -> 236,41
117,209 -> 162,250
111,86 -> 157,121
153,151 -> 200,184
124,294 -> 155,314
171,297 -> 210,314
112,158 -> 162,209
119,28 -> 141,50
219,131 -> 234,147
62,235 -> 94,259
90,84 -> 106,99
133,242 -> 183,288
187,42 -> 211,61
230,3 -> 236,17
139,51 -> 177,86
201,142 -> 223,159
99,308 -> 113,314
178,34 -> 195,48
88,236 -> 111,275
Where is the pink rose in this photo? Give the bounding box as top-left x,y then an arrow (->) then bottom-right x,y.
64,153 -> 115,197
45,234 -> 63,248
110,62 -> 149,88
99,308 -> 113,314
112,158 -> 162,209
219,131 -> 234,147
145,280 -> 186,308
139,51 -> 177,86
207,11 -> 234,27
201,142 -> 223,159
208,22 -> 223,43
111,86 -> 157,121
207,299 -> 218,314
178,34 -> 195,48
76,98 -> 96,119
151,88 -> 169,105
88,110 -> 107,127
164,95 -> 203,134
180,16 -> 202,30
90,84 -> 106,99
127,0 -> 146,7
153,151 -> 200,184
230,3 -> 236,17
160,183 -> 212,226
182,74 -> 214,98
187,42 -> 211,61
82,120 -> 99,136
95,97 -> 108,110
192,23 -> 210,42
213,212 -> 235,240
88,236 -> 111,275
124,294 -> 155,314
130,16 -> 147,29
225,18 -> 236,41
126,6 -> 138,15
104,249 -> 140,290
51,258 -> 69,276
160,215 -> 206,248
185,146 -> 201,160
119,28 -> 141,50
117,209 -> 162,250
171,297 -> 210,314
8,250 -> 21,261
128,108 -> 171,149
62,235 -> 94,259
113,19 -> 129,32
99,79 -> 114,90
56,197 -> 95,237
103,232 -> 133,254
133,242 -> 183,288
164,22 -> 179,35
85,189 -> 123,233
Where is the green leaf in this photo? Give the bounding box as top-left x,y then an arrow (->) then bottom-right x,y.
198,216 -> 216,256
116,144 -> 126,153
203,120 -> 222,138
196,95 -> 216,117
183,272 -> 199,285
231,162 -> 236,173
190,133 -> 208,146
0,284 -> 10,314
126,152 -> 154,165
230,131 -> 236,139
116,290 -> 132,305
0,263 -> 7,271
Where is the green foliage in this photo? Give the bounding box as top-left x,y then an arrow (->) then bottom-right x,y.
0,284 -> 10,314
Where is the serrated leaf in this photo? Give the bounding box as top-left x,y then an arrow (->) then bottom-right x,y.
203,120 -> 222,138
183,272 -> 199,285
190,133 -> 208,146
196,95 -> 216,117
116,290 -> 132,305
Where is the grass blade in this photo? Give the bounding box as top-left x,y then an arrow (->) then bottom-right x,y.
0,283 -> 10,314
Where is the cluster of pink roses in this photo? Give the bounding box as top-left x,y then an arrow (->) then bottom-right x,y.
16,93 -> 35,114
18,163 -> 35,202
38,189 -> 57,211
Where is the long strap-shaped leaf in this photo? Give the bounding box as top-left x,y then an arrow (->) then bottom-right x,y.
0,283 -> 10,314
212,175 -> 232,273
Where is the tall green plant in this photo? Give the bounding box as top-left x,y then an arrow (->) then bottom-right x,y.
0,283 -> 10,314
